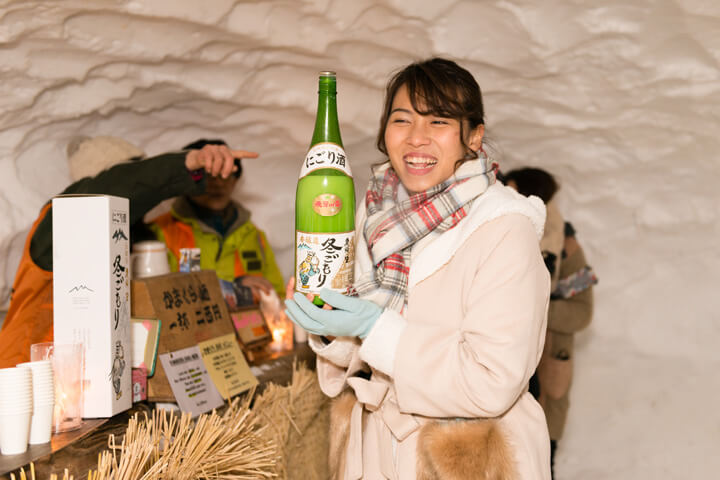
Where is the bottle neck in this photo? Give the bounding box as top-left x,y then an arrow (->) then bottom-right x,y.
311,80 -> 343,147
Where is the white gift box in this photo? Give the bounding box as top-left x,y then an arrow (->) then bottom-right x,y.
52,195 -> 132,418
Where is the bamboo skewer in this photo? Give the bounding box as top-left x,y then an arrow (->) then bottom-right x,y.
10,465 -> 73,480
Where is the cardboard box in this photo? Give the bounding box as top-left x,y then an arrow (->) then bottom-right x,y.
52,195 -> 132,418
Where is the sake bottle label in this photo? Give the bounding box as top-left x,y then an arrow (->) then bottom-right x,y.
299,143 -> 352,178
295,231 -> 355,294
312,193 -> 342,216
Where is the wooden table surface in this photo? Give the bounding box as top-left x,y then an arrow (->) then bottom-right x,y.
0,343 -> 315,480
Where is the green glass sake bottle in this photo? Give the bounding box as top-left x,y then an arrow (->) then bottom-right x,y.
295,71 -> 355,304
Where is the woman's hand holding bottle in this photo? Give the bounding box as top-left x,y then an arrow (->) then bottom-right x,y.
284,286 -> 381,339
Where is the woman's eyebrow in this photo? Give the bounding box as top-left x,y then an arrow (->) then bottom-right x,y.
390,107 -> 413,115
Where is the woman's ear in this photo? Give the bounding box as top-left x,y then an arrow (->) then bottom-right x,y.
468,124 -> 485,152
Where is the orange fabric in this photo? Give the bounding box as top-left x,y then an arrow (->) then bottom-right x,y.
0,204 -> 54,368
155,212 -> 248,278
153,212 -> 196,266
233,251 -> 246,278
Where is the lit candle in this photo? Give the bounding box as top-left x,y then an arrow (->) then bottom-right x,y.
270,327 -> 286,352
268,314 -> 293,352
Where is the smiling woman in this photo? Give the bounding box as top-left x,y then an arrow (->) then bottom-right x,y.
383,84 -> 484,193
284,57 -> 552,479
377,58 -> 486,194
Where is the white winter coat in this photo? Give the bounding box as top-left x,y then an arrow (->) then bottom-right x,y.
311,183 -> 552,479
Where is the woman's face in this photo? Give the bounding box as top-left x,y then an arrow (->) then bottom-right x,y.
384,84 -> 484,194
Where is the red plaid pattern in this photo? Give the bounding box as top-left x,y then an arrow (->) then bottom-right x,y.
354,154 -> 497,311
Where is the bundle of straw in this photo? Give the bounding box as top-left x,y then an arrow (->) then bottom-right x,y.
252,362 -> 329,480
9,363 -> 329,480
9,463 -> 73,480
88,394 -> 278,480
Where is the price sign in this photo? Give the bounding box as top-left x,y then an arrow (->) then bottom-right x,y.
131,270 -> 239,401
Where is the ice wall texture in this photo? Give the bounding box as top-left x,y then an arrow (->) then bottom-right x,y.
0,1 -> 719,477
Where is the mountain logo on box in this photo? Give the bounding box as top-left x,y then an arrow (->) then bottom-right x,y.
69,285 -> 94,293
112,228 -> 128,242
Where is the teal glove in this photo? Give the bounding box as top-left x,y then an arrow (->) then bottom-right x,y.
284,288 -> 382,339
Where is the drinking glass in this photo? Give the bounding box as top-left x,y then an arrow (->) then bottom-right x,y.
30,342 -> 84,433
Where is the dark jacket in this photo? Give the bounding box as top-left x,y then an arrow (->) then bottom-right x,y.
30,152 -> 204,270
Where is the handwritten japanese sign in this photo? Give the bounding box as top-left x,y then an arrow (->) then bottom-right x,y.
131,270 -> 238,402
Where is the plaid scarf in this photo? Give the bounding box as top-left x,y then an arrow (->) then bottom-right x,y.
354,153 -> 498,312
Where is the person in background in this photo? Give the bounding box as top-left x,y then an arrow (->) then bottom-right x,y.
285,58 -> 551,478
0,136 -> 257,368
504,168 -> 565,291
146,139 -> 285,302
504,167 -> 597,478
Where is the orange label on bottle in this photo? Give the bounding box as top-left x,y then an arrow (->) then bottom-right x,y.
312,193 -> 342,216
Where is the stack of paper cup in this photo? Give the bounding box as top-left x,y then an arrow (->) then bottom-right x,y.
0,366 -> 33,455
17,360 -> 55,444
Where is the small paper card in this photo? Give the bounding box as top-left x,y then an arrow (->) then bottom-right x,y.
131,318 -> 161,376
132,368 -> 147,402
131,322 -> 149,368
159,345 -> 224,417
218,278 -> 255,310
231,308 -> 271,346
198,333 -> 258,399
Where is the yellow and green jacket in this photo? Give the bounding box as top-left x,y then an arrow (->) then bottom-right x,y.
149,197 -> 285,297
